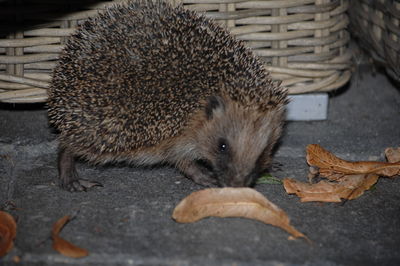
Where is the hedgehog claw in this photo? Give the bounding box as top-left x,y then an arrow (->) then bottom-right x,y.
65,179 -> 103,192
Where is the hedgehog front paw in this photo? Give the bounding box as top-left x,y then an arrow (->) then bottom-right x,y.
190,174 -> 218,187
179,160 -> 218,187
61,179 -> 103,192
58,147 -> 103,192
193,160 -> 219,186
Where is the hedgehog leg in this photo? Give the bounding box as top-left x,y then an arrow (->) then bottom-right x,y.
58,148 -> 103,192
178,160 -> 218,187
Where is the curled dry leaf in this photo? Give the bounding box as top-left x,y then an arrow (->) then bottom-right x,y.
0,211 -> 17,257
52,215 -> 88,258
172,188 -> 309,242
284,145 -> 399,203
306,144 -> 400,178
284,174 -> 379,202
284,178 -> 342,203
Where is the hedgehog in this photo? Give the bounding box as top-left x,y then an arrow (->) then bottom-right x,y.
47,0 -> 288,192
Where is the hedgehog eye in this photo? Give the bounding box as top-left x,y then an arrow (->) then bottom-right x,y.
218,138 -> 228,153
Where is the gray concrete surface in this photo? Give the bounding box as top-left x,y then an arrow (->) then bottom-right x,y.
0,64 -> 399,266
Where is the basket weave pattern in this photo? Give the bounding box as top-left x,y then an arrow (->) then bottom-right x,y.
350,0 -> 400,82
0,0 -> 351,103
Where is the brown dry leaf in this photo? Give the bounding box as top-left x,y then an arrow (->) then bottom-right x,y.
284,178 -> 342,202
52,215 -> 89,258
284,174 -> 379,202
339,174 -> 380,200
0,211 -> 17,257
12,255 -> 21,263
172,188 -> 309,242
284,144 -> 397,202
306,144 -> 400,178
385,147 -> 400,163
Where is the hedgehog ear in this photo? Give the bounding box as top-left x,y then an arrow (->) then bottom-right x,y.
205,95 -> 225,120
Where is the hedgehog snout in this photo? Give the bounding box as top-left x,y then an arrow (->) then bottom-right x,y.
215,164 -> 258,188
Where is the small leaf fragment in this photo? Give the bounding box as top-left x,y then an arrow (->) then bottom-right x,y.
385,147 -> 400,164
0,211 -> 17,257
172,188 -> 309,242
256,174 -> 282,184
12,255 -> 21,263
52,215 -> 88,258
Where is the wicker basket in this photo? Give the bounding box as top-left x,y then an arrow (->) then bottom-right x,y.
0,0 -> 351,103
350,0 -> 400,82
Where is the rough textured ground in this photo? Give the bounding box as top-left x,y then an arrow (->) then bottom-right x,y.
0,64 -> 399,266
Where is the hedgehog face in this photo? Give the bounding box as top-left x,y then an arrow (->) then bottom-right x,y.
194,95 -> 285,187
